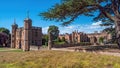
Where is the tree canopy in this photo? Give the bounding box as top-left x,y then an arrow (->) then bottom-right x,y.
0,27 -> 10,35
39,0 -> 120,37
48,25 -> 59,40
40,0 -> 120,26
40,0 -> 120,47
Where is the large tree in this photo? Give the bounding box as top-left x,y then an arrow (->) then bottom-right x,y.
40,0 -> 120,48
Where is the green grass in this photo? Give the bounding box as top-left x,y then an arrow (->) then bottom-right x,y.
0,48 -> 23,52
0,48 -> 6,50
0,51 -> 120,68
0,49 -> 23,52
54,41 -> 66,45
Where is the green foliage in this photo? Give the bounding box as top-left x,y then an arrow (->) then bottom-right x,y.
45,42 -> 48,46
0,48 -> 23,52
103,27 -> 116,43
0,27 -> 10,35
61,37 -> 66,42
54,37 -> 66,45
0,51 -> 120,68
40,0 -> 117,26
54,41 -> 66,45
48,25 -> 59,40
42,34 -> 48,45
57,37 -> 61,42
44,35 -> 48,41
42,44 -> 48,48
103,27 -> 115,34
54,37 -> 61,42
99,37 -> 104,43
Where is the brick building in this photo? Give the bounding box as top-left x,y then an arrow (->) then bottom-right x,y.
59,31 -> 89,43
11,17 -> 42,51
87,31 -> 111,44
71,31 -> 89,43
59,31 -> 111,44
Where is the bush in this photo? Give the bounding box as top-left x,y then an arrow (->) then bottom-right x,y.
45,42 -> 48,46
54,41 -> 66,45
99,37 -> 104,43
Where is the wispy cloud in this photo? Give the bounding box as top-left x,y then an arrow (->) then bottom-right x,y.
59,21 -> 106,34
92,21 -> 102,26
42,21 -> 107,34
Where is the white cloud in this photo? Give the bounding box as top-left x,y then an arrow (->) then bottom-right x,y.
42,27 -> 49,34
92,21 -> 102,26
42,21 -> 107,34
89,25 -> 101,29
65,25 -> 76,29
59,21 -> 106,34
88,21 -> 103,29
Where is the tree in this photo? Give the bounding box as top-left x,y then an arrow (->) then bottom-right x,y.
99,37 -> 104,43
0,27 -> 10,47
0,27 -> 10,35
61,37 -> 66,42
47,25 -> 59,50
48,25 -> 59,41
42,34 -> 49,45
40,0 -> 120,48
0,32 -> 9,47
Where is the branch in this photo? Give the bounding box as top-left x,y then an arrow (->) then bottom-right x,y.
62,12 -> 80,26
97,4 -> 115,21
85,3 -> 115,21
111,0 -> 120,18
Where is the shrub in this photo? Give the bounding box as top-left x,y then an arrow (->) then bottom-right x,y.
99,37 -> 104,43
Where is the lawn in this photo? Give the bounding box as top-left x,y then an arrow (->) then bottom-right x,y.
0,48 -> 6,50
0,50 -> 120,68
0,48 -> 23,52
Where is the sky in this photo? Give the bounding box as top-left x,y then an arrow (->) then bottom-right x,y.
0,0 -> 107,34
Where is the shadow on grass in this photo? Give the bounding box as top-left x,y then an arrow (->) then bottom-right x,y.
68,44 -> 120,52
84,44 -> 119,51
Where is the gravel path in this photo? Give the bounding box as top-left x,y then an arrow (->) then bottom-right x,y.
52,48 -> 120,57
1,46 -> 120,57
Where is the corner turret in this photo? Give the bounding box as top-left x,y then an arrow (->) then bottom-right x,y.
11,19 -> 18,48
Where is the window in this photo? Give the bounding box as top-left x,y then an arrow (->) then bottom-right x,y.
35,31 -> 38,37
32,41 -> 35,45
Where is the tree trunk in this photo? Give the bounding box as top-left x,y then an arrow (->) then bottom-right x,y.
115,21 -> 120,49
117,37 -> 120,48
48,31 -> 52,50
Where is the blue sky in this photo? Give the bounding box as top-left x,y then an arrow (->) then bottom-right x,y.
0,0 -> 107,34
